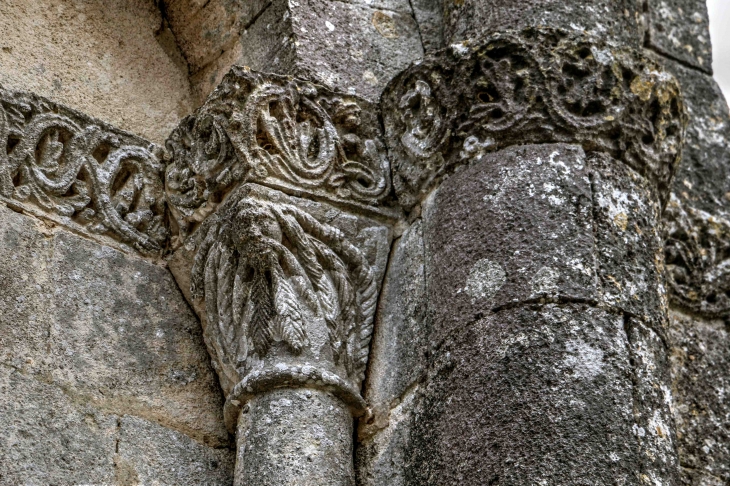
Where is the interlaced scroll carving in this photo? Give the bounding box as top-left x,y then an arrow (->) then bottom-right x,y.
0,88 -> 167,254
382,28 -> 688,209
664,196 -> 730,319
166,68 -> 392,245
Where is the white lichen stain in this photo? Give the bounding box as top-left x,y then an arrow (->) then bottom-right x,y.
532,266 -> 560,294
563,338 -> 604,379
461,259 -> 506,302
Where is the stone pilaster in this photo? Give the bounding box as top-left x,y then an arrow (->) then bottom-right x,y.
164,68 -> 394,485
380,28 -> 688,484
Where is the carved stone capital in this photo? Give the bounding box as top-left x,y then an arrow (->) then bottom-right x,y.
381,28 -> 688,209
0,87 -> 168,255
165,67 -> 397,249
664,196 -> 730,319
165,70 -> 393,435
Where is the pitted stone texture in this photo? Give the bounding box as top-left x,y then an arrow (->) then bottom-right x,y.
410,0 -> 444,52
444,0 -> 643,48
163,0 -> 424,103
116,415 -> 235,485
235,388 -> 355,486
382,28 -> 687,209
652,55 -> 730,319
424,144 -> 596,344
0,0 -> 193,144
590,153 -> 667,324
652,54 -> 730,216
627,317 -> 681,484
356,386 -> 418,486
0,364 -> 117,484
645,0 -> 712,73
668,310 -> 730,484
0,204 -> 230,449
362,220 -> 427,416
406,304 -> 639,485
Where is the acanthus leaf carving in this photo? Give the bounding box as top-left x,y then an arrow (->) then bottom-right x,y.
0,88 -> 168,255
187,183 -> 379,408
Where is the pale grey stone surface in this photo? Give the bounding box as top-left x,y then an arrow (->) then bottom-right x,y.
164,0 -> 424,102
0,364 -> 118,485
117,415 -> 235,485
0,202 -> 235,481
235,389 -> 354,486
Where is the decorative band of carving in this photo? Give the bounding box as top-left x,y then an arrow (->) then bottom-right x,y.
664,195 -> 730,319
223,364 -> 366,432
0,87 -> 168,255
165,68 -> 394,247
381,28 -> 688,209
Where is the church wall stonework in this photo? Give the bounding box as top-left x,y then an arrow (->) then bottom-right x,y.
1,0 -> 730,485
0,0 -> 194,144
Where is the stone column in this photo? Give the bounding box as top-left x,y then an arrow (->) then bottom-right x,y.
380,28 -> 688,484
165,69 -> 394,485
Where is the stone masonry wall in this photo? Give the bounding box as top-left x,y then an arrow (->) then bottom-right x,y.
0,0 -> 194,144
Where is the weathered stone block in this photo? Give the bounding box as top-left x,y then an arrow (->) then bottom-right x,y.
668,310 -> 730,484
0,205 -> 54,373
590,153 -> 667,323
362,220 -> 427,415
116,415 -> 235,485
627,317 -> 680,484
424,143 -> 597,344
406,304 -> 638,485
645,0 -> 712,73
0,203 -> 230,449
164,0 -> 424,102
0,0 -> 193,144
0,364 -> 117,484
443,0 -> 643,48
356,386 -> 418,486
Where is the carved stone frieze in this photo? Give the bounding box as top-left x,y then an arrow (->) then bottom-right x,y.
664,196 -> 730,319
165,67 -> 395,247
0,87 -> 168,255
381,28 -> 688,209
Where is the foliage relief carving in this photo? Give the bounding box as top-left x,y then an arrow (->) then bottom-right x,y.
383,28 -> 688,209
0,89 -> 167,254
187,183 -> 378,398
166,69 -> 392,244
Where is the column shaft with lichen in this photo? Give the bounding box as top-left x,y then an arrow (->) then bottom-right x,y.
378,27 -> 688,485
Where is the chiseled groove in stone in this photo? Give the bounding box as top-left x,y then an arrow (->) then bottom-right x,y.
381,27 -> 688,210
0,86 -> 169,257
